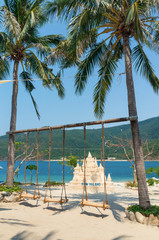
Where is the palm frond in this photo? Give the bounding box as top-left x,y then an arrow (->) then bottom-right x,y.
19,70 -> 40,119
93,54 -> 118,118
0,32 -> 13,54
2,7 -> 21,40
75,42 -> 106,95
25,51 -> 51,83
43,70 -> 65,98
0,57 -> 10,79
132,44 -> 159,93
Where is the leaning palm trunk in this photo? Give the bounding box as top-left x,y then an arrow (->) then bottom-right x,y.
123,34 -> 150,209
6,61 -> 19,187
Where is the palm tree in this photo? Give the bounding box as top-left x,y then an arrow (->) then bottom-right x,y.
45,0 -> 159,209
0,0 -> 65,187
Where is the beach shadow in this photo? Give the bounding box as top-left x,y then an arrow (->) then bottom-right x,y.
44,200 -> 80,215
80,209 -> 108,218
112,235 -> 132,240
11,231 -> 56,240
0,218 -> 35,227
108,192 -> 139,222
19,201 -> 39,208
0,207 -> 12,211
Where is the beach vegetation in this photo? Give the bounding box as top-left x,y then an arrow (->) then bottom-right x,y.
0,184 -> 21,193
126,181 -> 138,188
0,0 -> 65,187
26,164 -> 37,184
147,178 -> 159,186
58,155 -> 78,173
146,166 -> 159,177
128,204 -> 159,217
45,0 -> 159,209
44,181 -> 63,187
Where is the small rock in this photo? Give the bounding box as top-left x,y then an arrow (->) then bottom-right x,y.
1,191 -> 11,197
129,211 -> 136,221
135,212 -> 145,224
3,193 -> 20,202
151,217 -> 159,226
143,217 -> 149,225
148,214 -> 155,225
0,193 -> 3,201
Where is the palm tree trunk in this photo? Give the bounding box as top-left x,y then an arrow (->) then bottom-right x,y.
123,34 -> 150,209
6,60 -> 19,187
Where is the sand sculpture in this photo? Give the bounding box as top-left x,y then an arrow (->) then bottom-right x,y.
69,152 -> 114,192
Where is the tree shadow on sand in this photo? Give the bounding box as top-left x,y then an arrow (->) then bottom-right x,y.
112,235 -> 132,240
11,231 -> 56,240
0,207 -> 12,211
0,218 -> 35,227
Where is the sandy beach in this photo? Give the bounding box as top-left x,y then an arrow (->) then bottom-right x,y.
0,182 -> 159,240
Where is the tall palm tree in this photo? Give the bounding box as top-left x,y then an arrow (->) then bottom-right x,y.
0,0 -> 65,186
45,0 -> 159,209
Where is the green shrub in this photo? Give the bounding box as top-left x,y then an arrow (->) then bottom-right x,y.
44,181 -> 63,187
126,181 -> 138,188
147,178 -> 159,186
0,185 -> 21,193
128,204 -> 159,217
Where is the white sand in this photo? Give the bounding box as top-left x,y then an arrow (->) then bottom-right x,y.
0,183 -> 159,240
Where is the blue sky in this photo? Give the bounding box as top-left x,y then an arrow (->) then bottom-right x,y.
0,6 -> 159,136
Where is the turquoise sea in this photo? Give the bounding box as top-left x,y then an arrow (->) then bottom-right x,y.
0,160 -> 158,183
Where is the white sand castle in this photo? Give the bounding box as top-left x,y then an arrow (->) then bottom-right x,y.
69,152 -> 114,193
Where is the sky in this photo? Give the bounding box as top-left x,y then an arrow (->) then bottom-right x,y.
0,5 -> 159,136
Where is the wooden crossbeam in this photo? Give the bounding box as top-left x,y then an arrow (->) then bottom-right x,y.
7,117 -> 131,135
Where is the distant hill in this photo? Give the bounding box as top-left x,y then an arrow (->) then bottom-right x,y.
0,116 -> 159,160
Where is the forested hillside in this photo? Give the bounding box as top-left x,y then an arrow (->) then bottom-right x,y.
0,116 -> 159,160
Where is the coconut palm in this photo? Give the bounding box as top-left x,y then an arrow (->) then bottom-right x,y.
45,0 -> 159,208
0,0 -> 65,186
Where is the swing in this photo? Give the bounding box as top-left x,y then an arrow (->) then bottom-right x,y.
43,128 -> 68,205
81,123 -> 110,210
20,131 -> 41,200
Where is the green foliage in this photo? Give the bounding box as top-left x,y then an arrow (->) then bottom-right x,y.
66,155 -> 78,168
146,166 -> 159,177
128,205 -> 159,217
0,117 -> 159,160
0,185 -> 21,193
26,164 -> 37,183
147,178 -> 159,186
126,181 -> 138,188
44,181 -> 63,187
15,142 -> 24,151
58,155 -> 78,173
26,164 -> 37,171
0,0 -> 65,119
46,0 -> 159,117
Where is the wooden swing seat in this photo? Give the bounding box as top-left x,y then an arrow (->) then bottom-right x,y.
20,193 -> 40,200
81,200 -> 110,210
43,197 -> 68,204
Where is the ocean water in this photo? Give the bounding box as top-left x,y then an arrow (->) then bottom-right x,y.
0,160 -> 158,183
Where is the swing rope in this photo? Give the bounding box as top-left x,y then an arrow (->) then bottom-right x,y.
81,122 -> 110,210
20,132 -> 29,196
44,129 -> 52,201
33,131 -> 40,199
60,127 -> 68,203
102,122 -> 108,206
82,124 -> 87,201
